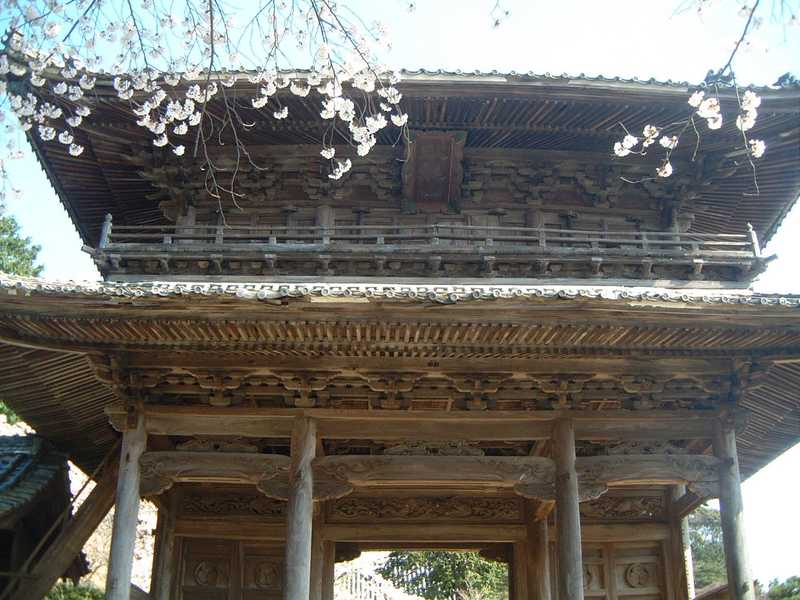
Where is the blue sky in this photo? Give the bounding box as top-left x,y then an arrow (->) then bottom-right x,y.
3,0 -> 800,584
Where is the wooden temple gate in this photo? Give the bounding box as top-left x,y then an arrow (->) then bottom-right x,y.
2,70 -> 800,600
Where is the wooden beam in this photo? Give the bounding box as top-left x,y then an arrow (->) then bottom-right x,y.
285,417 -> 317,600
15,465 -> 117,600
107,404 -> 721,442
106,416 -> 147,600
714,418 -> 755,600
323,523 -> 527,543
553,419 -> 584,600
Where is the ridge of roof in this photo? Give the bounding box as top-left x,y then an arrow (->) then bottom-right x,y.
396,68 -> 800,92
2,273 -> 800,308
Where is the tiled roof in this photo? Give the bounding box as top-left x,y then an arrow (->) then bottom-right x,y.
2,273 -> 800,308
0,435 -> 67,523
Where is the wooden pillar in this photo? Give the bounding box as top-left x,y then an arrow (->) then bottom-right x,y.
151,490 -> 179,600
669,485 -> 694,600
321,542 -> 336,600
553,419 -> 584,600
527,516 -> 552,600
284,417 -> 317,600
713,419 -> 755,600
310,508 -> 325,600
106,416 -> 147,600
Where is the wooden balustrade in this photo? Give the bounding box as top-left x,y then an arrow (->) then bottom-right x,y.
92,216 -> 765,281
101,222 -> 757,254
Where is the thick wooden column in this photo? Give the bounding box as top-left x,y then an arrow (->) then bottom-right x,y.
310,509 -> 325,600
284,417 -> 317,600
321,542 -> 336,600
713,419 -> 755,600
553,419 -> 584,600
527,515 -> 552,600
151,490 -> 179,600
669,485 -> 694,600
106,416 -> 147,600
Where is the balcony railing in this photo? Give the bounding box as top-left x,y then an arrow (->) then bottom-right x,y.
90,215 -> 767,281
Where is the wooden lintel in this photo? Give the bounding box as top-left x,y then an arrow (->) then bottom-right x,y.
135,451 -> 719,503
107,405 -> 720,442
322,523 -> 527,543
123,352 -> 733,378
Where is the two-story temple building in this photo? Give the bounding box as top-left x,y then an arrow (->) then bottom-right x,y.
1,71 -> 799,600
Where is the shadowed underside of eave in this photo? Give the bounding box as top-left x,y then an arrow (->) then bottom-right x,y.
0,284 -> 799,477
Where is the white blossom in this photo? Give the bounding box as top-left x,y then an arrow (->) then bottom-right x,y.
736,112 -> 756,131
659,135 -> 678,150
273,107 -> 289,119
742,91 -> 761,112
321,147 -> 335,159
173,122 -> 188,135
290,81 -> 311,97
153,133 -> 168,147
173,145 -> 186,156
697,97 -> 721,119
613,142 -> 631,157
749,139 -> 766,158
328,158 -> 352,180
622,134 -> 638,149
58,131 -> 74,145
38,126 -> 56,141
706,114 -> 723,130
656,161 -> 673,178
66,116 -> 83,127
391,113 -> 408,127
68,143 -> 84,156
688,90 -> 705,108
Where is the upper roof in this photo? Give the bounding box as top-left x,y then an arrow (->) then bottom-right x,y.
21,70 -> 800,248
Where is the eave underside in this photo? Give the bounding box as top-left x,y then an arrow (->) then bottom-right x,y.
0,280 -> 798,476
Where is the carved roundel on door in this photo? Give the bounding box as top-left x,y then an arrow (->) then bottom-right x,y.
194,561 -> 220,586
625,563 -> 653,587
254,561 -> 282,590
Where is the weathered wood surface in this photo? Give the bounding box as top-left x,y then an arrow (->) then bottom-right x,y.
714,420 -> 755,600
138,450 -> 290,496
284,417 -> 316,600
526,516 -> 552,600
108,405 -> 722,441
106,416 -> 147,600
151,491 -> 178,600
15,463 -> 117,600
553,419 -> 584,600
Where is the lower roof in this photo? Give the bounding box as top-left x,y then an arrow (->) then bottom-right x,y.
0,273 -> 798,476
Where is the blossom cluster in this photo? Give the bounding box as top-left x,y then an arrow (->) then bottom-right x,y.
0,0 -> 409,201
612,88 -> 767,178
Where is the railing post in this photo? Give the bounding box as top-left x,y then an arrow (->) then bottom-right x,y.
747,223 -> 762,258
214,225 -> 224,245
538,228 -> 546,248
99,213 -> 113,248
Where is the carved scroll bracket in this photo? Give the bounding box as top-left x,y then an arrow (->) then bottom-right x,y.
575,454 -> 721,501
139,451 -> 289,497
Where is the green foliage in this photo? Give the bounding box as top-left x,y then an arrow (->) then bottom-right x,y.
46,582 -> 104,600
0,214 -> 43,277
377,551 -> 508,600
689,505 -> 726,589
0,400 -> 19,424
768,577 -> 800,600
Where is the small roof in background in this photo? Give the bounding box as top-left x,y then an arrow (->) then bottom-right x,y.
0,434 -> 68,528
